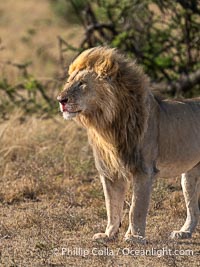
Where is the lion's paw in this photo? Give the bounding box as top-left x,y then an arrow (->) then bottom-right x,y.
93,233 -> 109,241
170,231 -> 192,239
124,234 -> 147,245
93,233 -> 117,243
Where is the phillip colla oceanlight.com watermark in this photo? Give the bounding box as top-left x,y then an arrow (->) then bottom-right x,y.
53,246 -> 194,258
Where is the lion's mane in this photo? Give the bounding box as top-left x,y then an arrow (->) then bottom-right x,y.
69,47 -> 150,177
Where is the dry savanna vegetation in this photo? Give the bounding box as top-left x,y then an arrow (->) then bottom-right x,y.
0,0 -> 200,266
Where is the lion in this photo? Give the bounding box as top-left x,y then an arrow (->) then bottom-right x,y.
57,46 -> 200,243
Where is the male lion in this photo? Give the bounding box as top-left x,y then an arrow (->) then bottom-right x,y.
57,47 -> 200,243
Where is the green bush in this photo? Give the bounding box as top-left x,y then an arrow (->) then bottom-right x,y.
52,0 -> 200,97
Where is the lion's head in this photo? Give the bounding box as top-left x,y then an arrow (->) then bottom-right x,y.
57,47 -> 150,176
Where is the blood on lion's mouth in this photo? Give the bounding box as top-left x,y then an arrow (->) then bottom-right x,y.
60,103 -> 81,113
61,103 -> 68,112
59,102 -> 81,119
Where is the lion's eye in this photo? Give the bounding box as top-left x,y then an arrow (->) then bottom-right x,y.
79,81 -> 85,86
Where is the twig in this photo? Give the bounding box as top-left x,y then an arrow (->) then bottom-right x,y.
0,60 -> 31,77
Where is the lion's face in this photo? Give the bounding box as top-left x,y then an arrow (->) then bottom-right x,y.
57,69 -> 116,121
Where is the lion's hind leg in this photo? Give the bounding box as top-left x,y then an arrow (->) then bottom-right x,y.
171,164 -> 200,239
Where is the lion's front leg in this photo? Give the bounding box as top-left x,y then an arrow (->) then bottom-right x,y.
93,175 -> 128,241
125,172 -> 153,244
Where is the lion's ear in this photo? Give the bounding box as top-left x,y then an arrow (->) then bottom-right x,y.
94,57 -> 119,80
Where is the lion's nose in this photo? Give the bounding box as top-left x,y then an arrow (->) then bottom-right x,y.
57,94 -> 68,104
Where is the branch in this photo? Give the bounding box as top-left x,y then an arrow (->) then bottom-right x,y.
34,81 -> 54,107
153,69 -> 200,95
0,60 -> 31,77
86,23 -> 117,35
57,36 -> 80,79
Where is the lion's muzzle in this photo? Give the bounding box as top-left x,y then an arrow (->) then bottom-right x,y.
57,93 -> 82,120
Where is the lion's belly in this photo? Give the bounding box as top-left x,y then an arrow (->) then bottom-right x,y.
156,99 -> 200,178
157,141 -> 200,178
157,141 -> 200,177
157,160 -> 200,178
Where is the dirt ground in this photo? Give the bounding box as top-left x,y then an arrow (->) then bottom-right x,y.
0,1 -> 200,266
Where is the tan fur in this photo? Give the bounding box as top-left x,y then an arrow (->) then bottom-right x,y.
58,47 -> 200,242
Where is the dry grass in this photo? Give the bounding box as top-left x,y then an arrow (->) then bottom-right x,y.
0,0 -> 82,79
0,111 -> 199,267
0,1 -> 200,266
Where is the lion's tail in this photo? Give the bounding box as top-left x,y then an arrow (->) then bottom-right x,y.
198,197 -> 200,210
198,195 -> 200,210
